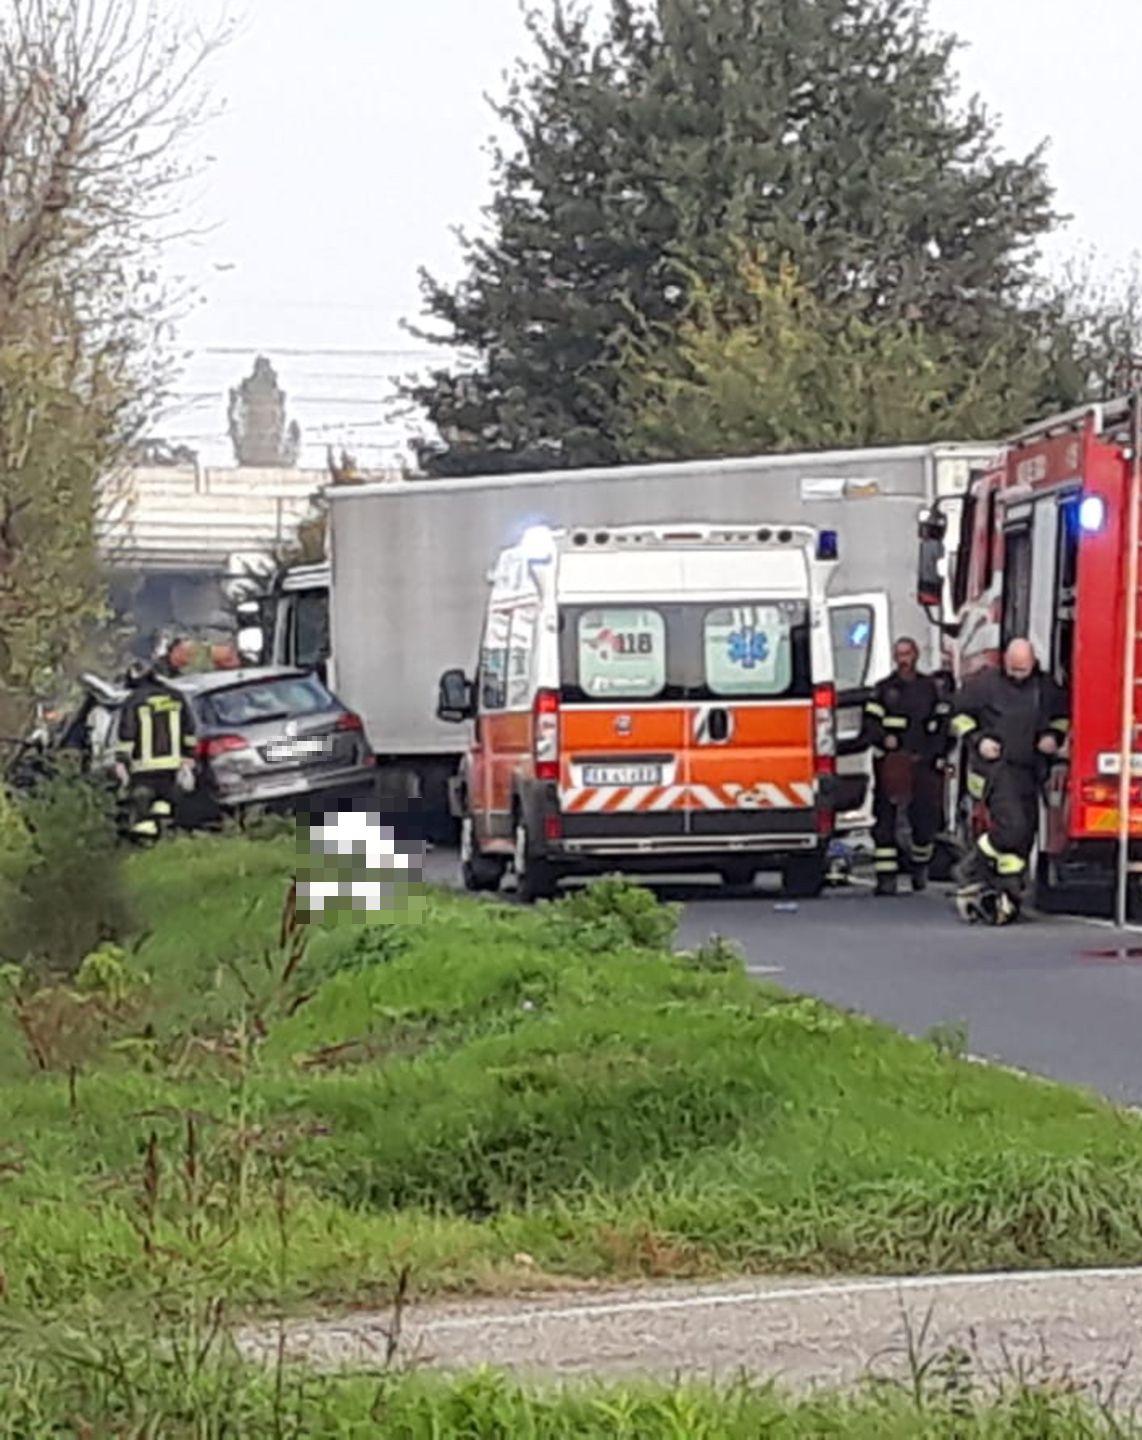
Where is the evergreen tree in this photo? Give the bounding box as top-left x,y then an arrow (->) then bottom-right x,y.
408,0 -> 1059,475
618,249 -> 1046,459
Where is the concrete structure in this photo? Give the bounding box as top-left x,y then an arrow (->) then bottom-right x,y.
97,462 -> 332,652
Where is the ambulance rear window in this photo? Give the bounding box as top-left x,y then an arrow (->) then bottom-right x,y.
576,608 -> 666,699
559,600 -> 810,702
704,605 -> 794,697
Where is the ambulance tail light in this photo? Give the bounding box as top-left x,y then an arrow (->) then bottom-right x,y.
813,683 -> 836,836
813,684 -> 837,768
534,688 -> 560,781
1082,778 -> 1142,807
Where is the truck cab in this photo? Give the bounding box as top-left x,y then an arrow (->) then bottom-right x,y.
438,521 -> 886,900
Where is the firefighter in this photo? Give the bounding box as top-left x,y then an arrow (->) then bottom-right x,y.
115,661 -> 198,841
949,638 -> 1069,924
863,637 -> 945,895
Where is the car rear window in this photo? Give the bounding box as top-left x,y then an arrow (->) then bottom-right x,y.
560,600 -> 810,703
201,675 -> 334,727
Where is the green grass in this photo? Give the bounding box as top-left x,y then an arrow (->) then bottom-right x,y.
4,832 -> 1142,1318
0,1357 -> 1131,1438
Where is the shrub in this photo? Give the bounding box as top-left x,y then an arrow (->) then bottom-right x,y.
1,760 -> 130,975
547,876 -> 679,954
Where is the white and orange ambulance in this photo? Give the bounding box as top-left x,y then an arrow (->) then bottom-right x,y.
436,522 -> 886,900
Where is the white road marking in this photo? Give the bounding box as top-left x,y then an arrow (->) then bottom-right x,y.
416,1266 -> 1142,1337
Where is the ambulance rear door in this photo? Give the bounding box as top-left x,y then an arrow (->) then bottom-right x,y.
829,591 -> 892,832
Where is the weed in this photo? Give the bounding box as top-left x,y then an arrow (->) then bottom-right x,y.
546,875 -> 680,953
927,1019 -> 970,1061
678,933 -> 746,973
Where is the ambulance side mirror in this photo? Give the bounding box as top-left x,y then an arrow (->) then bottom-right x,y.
437,668 -> 475,724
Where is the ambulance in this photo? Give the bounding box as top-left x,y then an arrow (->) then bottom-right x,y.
436,521 -> 884,900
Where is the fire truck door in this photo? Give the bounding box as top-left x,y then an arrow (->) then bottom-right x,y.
1027,498 -> 1061,671
829,591 -> 891,832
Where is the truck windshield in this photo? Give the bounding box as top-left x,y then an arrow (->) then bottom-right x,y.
559,600 -> 811,703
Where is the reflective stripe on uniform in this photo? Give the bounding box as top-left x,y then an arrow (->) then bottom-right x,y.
130,819 -> 160,837
951,714 -> 978,737
1049,717 -> 1070,734
865,700 -> 886,717
911,843 -> 935,863
966,771 -> 987,799
874,846 -> 898,874
882,716 -> 909,730
978,833 -> 1026,876
151,799 -> 173,818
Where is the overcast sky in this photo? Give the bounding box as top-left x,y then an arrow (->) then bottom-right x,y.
162,0 -> 1142,468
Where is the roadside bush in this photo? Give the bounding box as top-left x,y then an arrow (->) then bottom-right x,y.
0,759 -> 130,975
546,875 -> 679,954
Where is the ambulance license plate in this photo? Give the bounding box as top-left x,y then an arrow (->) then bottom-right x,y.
581,763 -> 662,787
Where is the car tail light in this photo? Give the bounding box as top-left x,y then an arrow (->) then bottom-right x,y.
196,734 -> 248,761
335,712 -> 364,733
1082,778 -> 1142,806
534,688 -> 560,782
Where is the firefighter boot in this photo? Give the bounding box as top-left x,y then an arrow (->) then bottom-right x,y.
910,863 -> 929,894
874,871 -> 899,897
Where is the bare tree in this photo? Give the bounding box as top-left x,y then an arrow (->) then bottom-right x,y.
0,0 -> 229,735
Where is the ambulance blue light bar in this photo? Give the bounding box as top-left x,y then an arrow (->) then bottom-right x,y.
817,529 -> 839,560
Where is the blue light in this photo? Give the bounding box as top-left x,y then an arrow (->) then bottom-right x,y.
848,620 -> 871,648
518,524 -> 556,561
1079,495 -> 1106,533
817,529 -> 839,561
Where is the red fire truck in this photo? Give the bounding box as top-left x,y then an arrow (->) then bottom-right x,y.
917,396 -> 1142,920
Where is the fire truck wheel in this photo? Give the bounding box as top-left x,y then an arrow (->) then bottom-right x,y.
513,816 -> 559,904
1032,852 -> 1072,915
782,851 -> 827,899
460,816 -> 506,893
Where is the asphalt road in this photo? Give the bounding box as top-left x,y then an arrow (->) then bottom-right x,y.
423,850 -> 1142,1104
237,1268 -> 1142,1399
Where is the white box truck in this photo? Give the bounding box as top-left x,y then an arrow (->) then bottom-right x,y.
264,443 -> 995,839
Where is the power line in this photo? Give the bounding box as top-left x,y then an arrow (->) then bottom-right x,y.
197,344 -> 447,359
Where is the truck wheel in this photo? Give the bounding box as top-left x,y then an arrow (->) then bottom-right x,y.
719,860 -> 757,891
513,816 -> 559,903
782,851 -> 827,899
460,816 -> 506,894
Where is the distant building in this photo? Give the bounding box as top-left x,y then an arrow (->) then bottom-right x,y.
97,461 -> 398,653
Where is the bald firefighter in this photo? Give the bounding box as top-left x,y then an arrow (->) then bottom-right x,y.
862,637 -> 948,895
115,662 -> 197,840
950,638 -> 1068,924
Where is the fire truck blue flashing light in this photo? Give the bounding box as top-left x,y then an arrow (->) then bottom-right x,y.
519,524 -> 556,561
817,529 -> 839,561
1079,495 -> 1105,534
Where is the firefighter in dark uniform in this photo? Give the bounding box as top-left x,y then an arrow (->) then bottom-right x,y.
863,636 -> 946,895
949,637 -> 1068,923
115,662 -> 197,840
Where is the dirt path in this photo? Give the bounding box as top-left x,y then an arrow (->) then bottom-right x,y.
235,1267 -> 1142,1399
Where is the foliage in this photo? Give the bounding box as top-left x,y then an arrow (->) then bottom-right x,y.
545,875 -> 681,953
0,762 -> 129,976
0,0 -> 228,734
227,354 -> 302,468
617,251 -> 1047,459
407,0 -> 1062,474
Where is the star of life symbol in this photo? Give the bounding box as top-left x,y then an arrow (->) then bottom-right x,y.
727,627 -> 769,669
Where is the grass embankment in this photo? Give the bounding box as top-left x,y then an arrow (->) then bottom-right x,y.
2,1360 -> 1131,1438
4,832 -> 1142,1316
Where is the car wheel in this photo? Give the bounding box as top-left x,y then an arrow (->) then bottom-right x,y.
513,815 -> 559,903
782,851 -> 827,899
460,815 -> 506,893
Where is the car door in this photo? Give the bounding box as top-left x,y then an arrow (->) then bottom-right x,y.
828,591 -> 891,832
